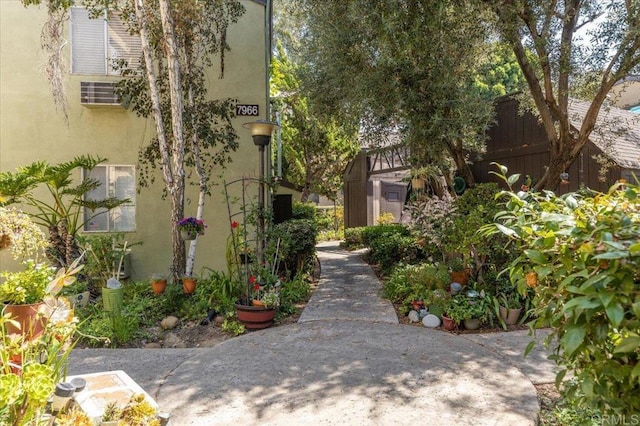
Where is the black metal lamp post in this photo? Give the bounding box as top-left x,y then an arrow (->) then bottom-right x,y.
242,120 -> 279,262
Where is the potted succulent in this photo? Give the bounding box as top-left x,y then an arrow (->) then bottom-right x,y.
1,212 -> 83,337
177,217 -> 207,241
150,274 -> 167,295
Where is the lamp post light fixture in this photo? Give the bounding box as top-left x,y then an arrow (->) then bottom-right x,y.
242,120 -> 279,262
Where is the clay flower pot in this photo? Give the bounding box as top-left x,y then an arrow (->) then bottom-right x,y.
235,302 -> 276,330
151,279 -> 167,295
441,314 -> 457,331
182,277 -> 197,294
449,270 -> 470,286
3,302 -> 46,339
499,306 -> 522,325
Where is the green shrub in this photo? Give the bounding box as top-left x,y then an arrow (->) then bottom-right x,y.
279,272 -> 312,315
292,201 -> 316,220
383,263 -> 450,313
267,219 -> 317,276
444,183 -> 515,273
76,306 -> 139,347
343,227 -> 366,249
368,232 -> 418,272
199,269 -> 241,317
488,165 -> 640,416
362,223 -> 410,246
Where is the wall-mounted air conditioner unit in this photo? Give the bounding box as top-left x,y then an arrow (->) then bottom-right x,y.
80,81 -> 122,106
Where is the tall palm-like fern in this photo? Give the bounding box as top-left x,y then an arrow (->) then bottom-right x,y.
0,155 -> 128,267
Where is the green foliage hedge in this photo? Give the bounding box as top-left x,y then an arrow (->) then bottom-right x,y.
292,201 -> 316,220
383,263 -> 450,313
268,219 -> 318,276
343,227 -> 366,249
489,167 -> 640,415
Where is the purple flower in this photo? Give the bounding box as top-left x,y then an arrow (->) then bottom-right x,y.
177,217 -> 207,234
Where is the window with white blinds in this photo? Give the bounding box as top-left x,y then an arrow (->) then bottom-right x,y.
71,8 -> 142,76
83,165 -> 136,232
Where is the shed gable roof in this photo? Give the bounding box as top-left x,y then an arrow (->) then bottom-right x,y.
568,99 -> 640,169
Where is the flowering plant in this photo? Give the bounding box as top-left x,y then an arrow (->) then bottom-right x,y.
0,211 -> 84,425
249,265 -> 281,308
177,217 -> 207,235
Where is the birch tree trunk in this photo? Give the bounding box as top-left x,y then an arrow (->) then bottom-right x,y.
185,87 -> 207,277
159,0 -> 187,277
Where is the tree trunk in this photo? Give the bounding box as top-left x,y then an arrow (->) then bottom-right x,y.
185,86 -> 206,278
446,139 -> 476,187
159,0 -> 187,278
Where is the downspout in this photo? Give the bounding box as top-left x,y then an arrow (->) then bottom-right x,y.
265,0 -> 274,209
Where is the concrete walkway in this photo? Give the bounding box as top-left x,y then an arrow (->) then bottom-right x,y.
68,241 -> 559,425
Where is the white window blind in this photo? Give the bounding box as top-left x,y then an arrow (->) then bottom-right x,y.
83,165 -> 136,232
71,8 -> 141,76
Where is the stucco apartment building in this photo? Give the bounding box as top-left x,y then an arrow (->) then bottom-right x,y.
0,1 -> 274,279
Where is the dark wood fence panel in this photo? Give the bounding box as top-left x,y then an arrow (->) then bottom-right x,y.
473,97 -> 622,193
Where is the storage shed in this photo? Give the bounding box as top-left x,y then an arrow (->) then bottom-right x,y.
471,96 -> 640,191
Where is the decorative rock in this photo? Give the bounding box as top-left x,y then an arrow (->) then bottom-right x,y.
160,316 -> 179,330
214,315 -> 224,325
163,332 -> 180,347
145,342 -> 162,349
408,310 -> 420,323
422,314 -> 441,328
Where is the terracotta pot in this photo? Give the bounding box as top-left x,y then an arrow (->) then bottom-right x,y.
441,314 -> 457,331
499,306 -> 522,325
252,299 -> 266,307
3,302 -> 46,339
411,177 -> 425,189
0,233 -> 11,250
151,279 -> 167,295
463,318 -> 480,330
449,270 -> 470,286
235,302 -> 276,330
182,277 -> 197,294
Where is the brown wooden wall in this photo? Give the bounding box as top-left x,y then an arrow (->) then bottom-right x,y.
344,150 -> 368,228
471,97 -> 622,193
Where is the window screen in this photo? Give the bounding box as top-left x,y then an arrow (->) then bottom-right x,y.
84,165 -> 136,232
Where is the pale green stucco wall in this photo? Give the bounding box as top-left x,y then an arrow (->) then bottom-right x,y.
0,1 -> 269,280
